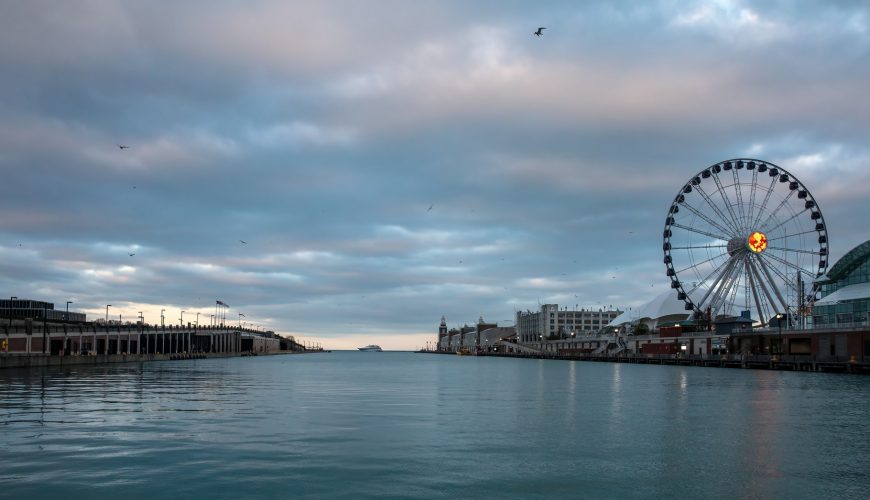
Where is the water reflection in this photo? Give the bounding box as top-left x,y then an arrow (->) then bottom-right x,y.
1,354 -> 867,499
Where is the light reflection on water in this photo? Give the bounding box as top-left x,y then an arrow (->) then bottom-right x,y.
1,352 -> 869,499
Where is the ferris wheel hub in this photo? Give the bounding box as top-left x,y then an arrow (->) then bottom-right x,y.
727,236 -> 745,256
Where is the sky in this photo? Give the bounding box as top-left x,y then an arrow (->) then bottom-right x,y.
1,1 -> 869,350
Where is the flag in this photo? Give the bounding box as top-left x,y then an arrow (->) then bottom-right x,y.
239,313 -> 245,317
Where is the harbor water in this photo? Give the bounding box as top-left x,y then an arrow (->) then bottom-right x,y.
1,351 -> 868,499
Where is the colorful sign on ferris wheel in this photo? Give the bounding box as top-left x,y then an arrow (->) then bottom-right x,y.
748,231 -> 768,253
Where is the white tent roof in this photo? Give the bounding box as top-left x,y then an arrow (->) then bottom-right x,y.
814,282 -> 870,306
609,289 -> 700,326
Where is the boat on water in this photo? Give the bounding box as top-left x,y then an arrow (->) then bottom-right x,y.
456,347 -> 473,356
358,345 -> 383,352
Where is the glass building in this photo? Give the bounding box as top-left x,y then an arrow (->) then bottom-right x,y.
813,240 -> 870,327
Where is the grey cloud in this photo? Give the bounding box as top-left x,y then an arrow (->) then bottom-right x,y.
1,1 -> 868,346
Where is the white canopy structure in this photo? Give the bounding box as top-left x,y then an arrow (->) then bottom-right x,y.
609,289 -> 698,331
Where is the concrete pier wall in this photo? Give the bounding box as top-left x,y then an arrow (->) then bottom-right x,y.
0,351 -> 241,370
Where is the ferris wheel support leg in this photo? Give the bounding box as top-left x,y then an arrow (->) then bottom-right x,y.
756,255 -> 789,316
697,254 -> 740,318
746,260 -> 768,325
748,257 -> 785,320
707,255 -> 743,317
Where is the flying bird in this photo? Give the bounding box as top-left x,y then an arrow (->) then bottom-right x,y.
239,240 -> 247,244
427,204 -> 434,212
534,27 -> 546,36
118,144 -> 130,149
129,253 -> 135,257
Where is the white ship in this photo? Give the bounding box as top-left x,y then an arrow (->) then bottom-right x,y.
357,345 -> 383,352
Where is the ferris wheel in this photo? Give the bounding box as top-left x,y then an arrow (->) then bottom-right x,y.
663,159 -> 828,326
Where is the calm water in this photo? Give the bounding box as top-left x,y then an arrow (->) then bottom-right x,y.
1,352 -> 868,499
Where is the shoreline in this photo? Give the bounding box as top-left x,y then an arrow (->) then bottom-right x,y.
0,349 -> 318,371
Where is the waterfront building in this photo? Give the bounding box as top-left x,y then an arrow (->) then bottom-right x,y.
516,304 -> 621,344
438,316 -> 447,347
813,239 -> 870,328
437,317 -> 500,352
0,298 -> 86,322
439,326 -> 471,351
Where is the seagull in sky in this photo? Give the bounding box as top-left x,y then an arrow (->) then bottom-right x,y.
534,27 -> 546,36
239,239 -> 247,244
427,204 -> 434,212
129,253 -> 135,257
118,144 -> 130,149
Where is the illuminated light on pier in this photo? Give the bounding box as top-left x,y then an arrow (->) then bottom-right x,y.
747,231 -> 768,253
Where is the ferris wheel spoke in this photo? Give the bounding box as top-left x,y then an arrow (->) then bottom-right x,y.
725,261 -> 744,314
748,257 -> 787,316
761,206 -> 810,235
766,246 -> 822,256
675,201 -> 736,239
710,173 -> 744,234
707,255 -> 743,314
758,254 -> 800,296
685,254 -> 733,297
694,184 -> 741,235
670,222 -> 730,242
746,169 -> 760,236
758,251 -> 817,281
675,251 -> 727,274
757,188 -> 797,232
754,254 -> 790,314
670,244 -> 727,250
746,259 -> 768,325
731,168 -> 747,232
751,175 -> 779,229
767,228 -> 818,242
693,254 -> 740,312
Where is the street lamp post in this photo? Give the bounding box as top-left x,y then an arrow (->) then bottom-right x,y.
9,296 -> 17,330
178,310 -> 185,355
42,303 -> 47,354
776,313 -> 785,356
104,305 -> 111,355
138,311 -> 144,355
4,296 -> 17,356
66,301 -> 72,321
194,312 -> 199,353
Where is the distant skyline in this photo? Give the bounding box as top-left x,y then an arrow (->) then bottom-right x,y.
1,1 -> 869,350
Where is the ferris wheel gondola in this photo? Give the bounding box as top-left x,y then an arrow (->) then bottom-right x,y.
663,159 -> 828,326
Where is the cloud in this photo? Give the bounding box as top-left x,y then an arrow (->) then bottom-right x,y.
672,0 -> 788,43
1,1 -> 869,348
246,121 -> 356,148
